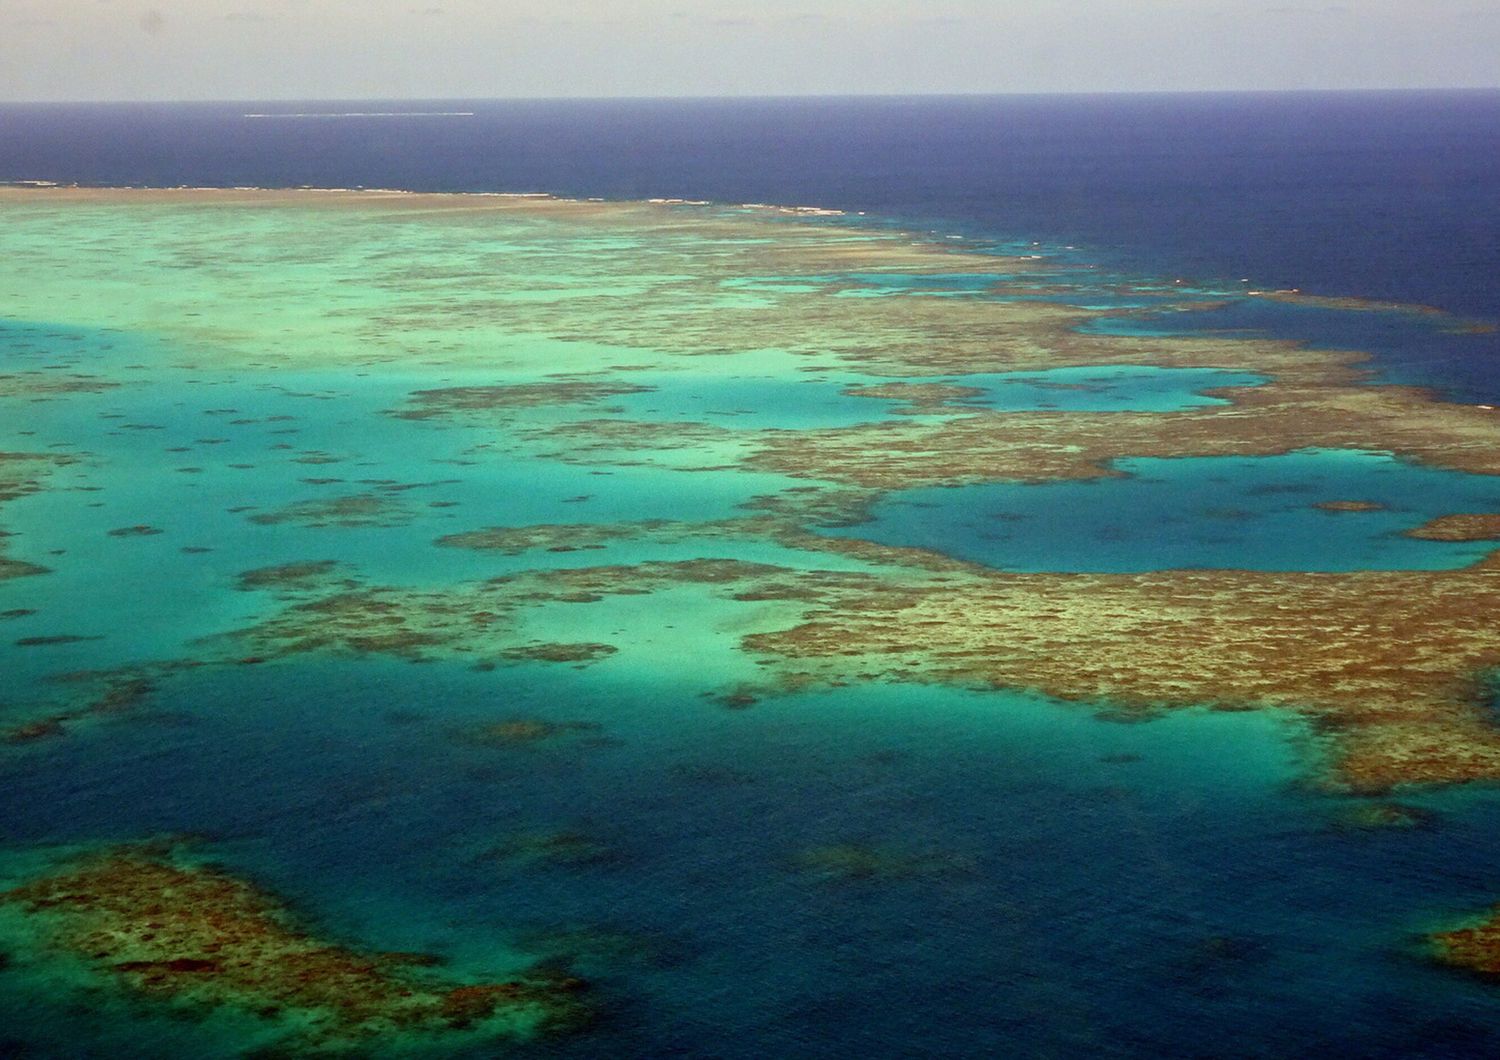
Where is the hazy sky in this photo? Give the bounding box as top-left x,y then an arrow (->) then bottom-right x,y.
4,0 -> 1499,101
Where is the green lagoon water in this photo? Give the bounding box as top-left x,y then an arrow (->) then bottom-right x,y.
3,197 -> 1500,1057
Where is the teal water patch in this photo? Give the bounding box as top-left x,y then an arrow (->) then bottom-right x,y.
833,449 -> 1500,572
941,365 -> 1264,412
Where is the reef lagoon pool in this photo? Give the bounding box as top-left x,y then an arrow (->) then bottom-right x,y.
834,448 -> 1500,573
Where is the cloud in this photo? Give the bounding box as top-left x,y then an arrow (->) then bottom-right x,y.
138,8 -> 165,34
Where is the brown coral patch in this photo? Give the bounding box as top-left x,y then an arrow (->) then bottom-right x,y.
0,452 -> 71,575
1404,514 -> 1500,542
0,555 -> 49,581
0,452 -> 72,505
246,494 -> 411,529
841,381 -> 987,415
392,381 -> 652,421
235,560 -> 342,591
1430,908 -> 1500,978
1314,500 -> 1388,513
499,642 -> 618,665
0,372 -> 121,398
0,847 -> 588,1047
106,525 -> 163,538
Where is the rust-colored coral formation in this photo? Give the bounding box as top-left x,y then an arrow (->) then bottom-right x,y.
0,847 -> 587,1048
1430,908 -> 1500,978
1405,513 -> 1500,542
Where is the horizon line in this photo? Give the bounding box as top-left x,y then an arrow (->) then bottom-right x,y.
5,86 -> 1500,107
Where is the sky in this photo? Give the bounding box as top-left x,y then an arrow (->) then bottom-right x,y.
3,0 -> 1500,101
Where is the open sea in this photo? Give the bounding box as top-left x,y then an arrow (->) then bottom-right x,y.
1,93 -> 1499,1057
3,92 -> 1498,397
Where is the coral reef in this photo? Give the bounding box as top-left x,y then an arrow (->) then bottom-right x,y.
1430,908 -> 1500,978
392,381 -> 651,420
498,641 -> 618,665
0,845 -> 589,1050
217,547 -> 1500,792
1404,514 -> 1500,542
246,495 -> 412,530
236,560 -> 343,591
1315,500 -> 1388,513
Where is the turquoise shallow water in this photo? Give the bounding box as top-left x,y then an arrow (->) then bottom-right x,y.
837,448 -> 1500,572
4,201 -> 1500,1058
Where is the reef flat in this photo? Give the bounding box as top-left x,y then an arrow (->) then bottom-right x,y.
4,185 -> 1500,1052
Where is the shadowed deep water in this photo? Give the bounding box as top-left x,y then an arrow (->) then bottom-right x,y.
0,95 -> 1499,1057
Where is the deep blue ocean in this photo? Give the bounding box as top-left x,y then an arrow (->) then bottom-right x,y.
4,92 -> 1496,398
3,94 -> 1500,1057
